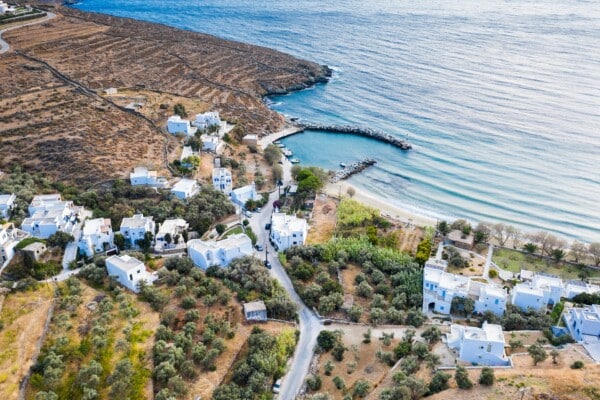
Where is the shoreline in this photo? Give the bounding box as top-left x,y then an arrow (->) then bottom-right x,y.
324,181 -> 437,227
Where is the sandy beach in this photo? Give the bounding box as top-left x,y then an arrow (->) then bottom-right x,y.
324,181 -> 437,227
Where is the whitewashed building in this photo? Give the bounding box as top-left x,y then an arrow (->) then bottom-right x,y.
194,111 -> 221,130
187,233 -> 253,269
212,167 -> 232,194
0,193 -> 16,219
230,182 -> 258,208
243,300 -> 267,321
447,321 -> 509,366
119,214 -> 155,249
0,223 -> 27,266
511,273 -> 563,311
106,254 -> 157,293
0,1 -> 16,14
155,218 -> 188,252
563,280 -> 600,299
422,257 -> 507,316
269,212 -> 308,251
130,167 -> 166,187
22,194 -> 78,238
564,304 -> 600,342
200,134 -> 220,152
171,179 -> 200,200
79,218 -> 114,257
167,115 -> 196,136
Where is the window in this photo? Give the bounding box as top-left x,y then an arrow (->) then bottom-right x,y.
486,344 -> 492,352
495,299 -> 499,305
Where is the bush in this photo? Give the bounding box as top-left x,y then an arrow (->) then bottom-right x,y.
305,375 -> 322,392
571,360 -> 584,369
488,269 -> 498,278
429,371 -> 451,394
479,367 -> 494,386
317,331 -> 338,351
333,376 -> 345,390
455,365 -> 473,389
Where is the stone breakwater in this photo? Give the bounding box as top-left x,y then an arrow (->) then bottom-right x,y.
298,122 -> 412,150
330,158 -> 377,183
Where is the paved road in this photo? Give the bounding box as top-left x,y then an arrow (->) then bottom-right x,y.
249,180 -> 322,399
0,11 -> 56,54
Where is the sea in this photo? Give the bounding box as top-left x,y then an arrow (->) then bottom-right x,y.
73,0 -> 600,243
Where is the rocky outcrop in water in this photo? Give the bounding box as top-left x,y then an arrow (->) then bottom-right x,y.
299,122 -> 412,150
330,158 -> 377,183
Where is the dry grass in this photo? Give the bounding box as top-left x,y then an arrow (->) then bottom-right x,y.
313,326 -> 400,400
307,194 -> 337,244
425,345 -> 600,400
0,7 -> 328,185
0,286 -> 54,400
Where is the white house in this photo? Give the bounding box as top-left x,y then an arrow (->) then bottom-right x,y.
0,193 -> 16,219
130,167 -> 166,187
0,223 -> 27,266
171,179 -> 200,200
155,218 -> 188,252
447,321 -> 509,366
511,273 -> 563,311
105,254 -> 157,293
564,304 -> 600,342
200,134 -> 220,152
0,1 -> 16,14
79,218 -> 114,257
243,300 -> 267,322
187,233 -> 253,269
212,167 -> 232,194
194,111 -> 221,130
119,214 -> 155,248
269,212 -> 307,251
167,115 -> 196,136
563,280 -> 600,300
230,182 -> 258,208
422,257 -> 507,316
22,194 -> 79,238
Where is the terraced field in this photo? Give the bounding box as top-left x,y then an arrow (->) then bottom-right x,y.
0,6 -> 330,185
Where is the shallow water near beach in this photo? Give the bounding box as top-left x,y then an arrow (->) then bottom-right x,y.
74,0 -> 600,242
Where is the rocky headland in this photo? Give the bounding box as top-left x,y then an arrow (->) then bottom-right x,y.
0,5 -> 331,185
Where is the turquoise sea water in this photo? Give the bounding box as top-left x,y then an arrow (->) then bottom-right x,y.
73,0 -> 600,242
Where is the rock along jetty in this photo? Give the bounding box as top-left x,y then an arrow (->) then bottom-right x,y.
298,122 -> 412,150
330,158 -> 377,183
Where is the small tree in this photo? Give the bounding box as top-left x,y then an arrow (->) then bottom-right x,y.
305,375 -> 322,392
215,223 -> 227,235
317,330 -> 338,351
509,339 -> 523,351
429,371 -> 451,394
421,326 -> 442,346
362,328 -> 372,344
571,360 -> 584,369
455,365 -> 473,389
346,186 -> 356,198
478,367 -> 494,386
324,360 -> 334,376
527,344 -> 548,366
332,376 -> 345,390
164,233 -> 172,245
352,379 -> 371,398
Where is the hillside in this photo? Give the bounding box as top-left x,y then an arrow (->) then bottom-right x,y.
0,6 -> 330,185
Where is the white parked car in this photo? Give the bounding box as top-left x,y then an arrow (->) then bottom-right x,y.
272,379 -> 282,394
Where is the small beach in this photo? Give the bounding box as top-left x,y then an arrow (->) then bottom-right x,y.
324,181 -> 436,227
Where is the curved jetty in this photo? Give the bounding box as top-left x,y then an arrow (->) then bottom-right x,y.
330,158 -> 377,183
298,122 -> 412,150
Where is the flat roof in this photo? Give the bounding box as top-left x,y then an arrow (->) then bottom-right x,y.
106,254 -> 144,272
172,179 -> 198,192
121,214 -> 153,229
188,233 -> 251,252
243,300 -> 266,313
271,212 -> 306,235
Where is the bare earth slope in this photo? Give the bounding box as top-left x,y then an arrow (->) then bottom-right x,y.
0,7 -> 330,185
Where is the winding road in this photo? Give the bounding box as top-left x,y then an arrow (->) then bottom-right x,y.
0,11 -> 56,54
249,157 -> 323,400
